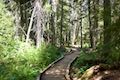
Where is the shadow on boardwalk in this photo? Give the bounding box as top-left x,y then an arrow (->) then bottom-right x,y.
40,48 -> 80,80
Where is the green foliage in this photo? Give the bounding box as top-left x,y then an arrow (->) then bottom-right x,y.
79,64 -> 89,74
74,51 -> 98,67
106,49 -> 120,64
73,50 -> 99,76
100,16 -> 120,64
0,0 -> 14,49
44,3 -> 51,13
0,1 -> 62,80
0,42 -> 61,80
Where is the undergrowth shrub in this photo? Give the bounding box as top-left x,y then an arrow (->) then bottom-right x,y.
74,51 -> 99,67
72,50 -> 101,77
106,48 -> 120,65
0,1 -> 62,80
0,42 -> 61,80
73,44 -> 120,77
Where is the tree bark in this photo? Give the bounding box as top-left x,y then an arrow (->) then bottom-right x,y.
26,3 -> 36,44
88,0 -> 94,48
103,0 -> 111,53
50,0 -> 58,45
36,0 -> 43,48
80,18 -> 83,48
14,3 -> 20,39
104,0 -> 111,44
60,0 -> 64,46
92,0 -> 99,49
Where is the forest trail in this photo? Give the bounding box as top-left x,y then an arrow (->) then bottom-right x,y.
40,48 -> 80,80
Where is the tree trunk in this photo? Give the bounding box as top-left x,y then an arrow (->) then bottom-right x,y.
88,0 -> 94,48
36,0 -> 43,48
60,0 -> 64,46
103,0 -> 111,53
70,0 -> 76,46
19,3 -> 24,39
14,3 -> 20,39
92,0 -> 99,49
80,18 -> 83,48
50,0 -> 58,45
26,3 -> 36,44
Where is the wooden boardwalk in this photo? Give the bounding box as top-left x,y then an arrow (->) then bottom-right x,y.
40,49 -> 79,80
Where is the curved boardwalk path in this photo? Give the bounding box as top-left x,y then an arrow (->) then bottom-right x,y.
41,48 -> 80,80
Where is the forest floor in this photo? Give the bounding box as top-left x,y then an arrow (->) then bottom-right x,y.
90,69 -> 120,80
41,48 -> 79,80
71,66 -> 120,80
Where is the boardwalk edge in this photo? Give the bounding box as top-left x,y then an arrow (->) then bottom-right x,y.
36,53 -> 64,80
65,56 -> 79,80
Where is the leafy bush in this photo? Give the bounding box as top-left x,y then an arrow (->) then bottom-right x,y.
106,48 -> 120,64
72,50 -> 101,77
73,44 -> 120,77
0,1 -> 14,44
74,51 -> 99,68
0,1 -> 62,80
0,42 -> 61,80
105,20 -> 120,64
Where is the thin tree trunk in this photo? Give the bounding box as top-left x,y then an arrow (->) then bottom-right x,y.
14,4 -> 20,39
70,0 -> 76,46
103,0 -> 111,54
68,0 -> 72,46
92,0 -> 99,49
72,21 -> 77,45
60,0 -> 64,46
88,0 -> 93,48
104,0 -> 111,44
36,0 -> 43,48
19,4 -> 24,39
50,0 -> 58,45
26,3 -> 36,44
80,18 -> 83,48
50,13 -> 55,45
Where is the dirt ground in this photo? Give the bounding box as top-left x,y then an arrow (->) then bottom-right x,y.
90,70 -> 120,80
72,67 -> 120,80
